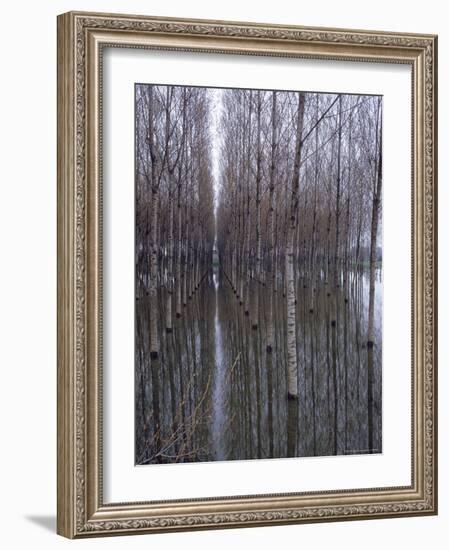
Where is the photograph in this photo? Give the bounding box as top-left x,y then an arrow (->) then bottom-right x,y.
134,84 -> 383,465
56,10 -> 437,537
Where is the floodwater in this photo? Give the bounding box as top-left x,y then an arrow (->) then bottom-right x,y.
135,267 -> 382,465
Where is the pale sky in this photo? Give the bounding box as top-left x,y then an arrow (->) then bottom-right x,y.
208,88 -> 223,217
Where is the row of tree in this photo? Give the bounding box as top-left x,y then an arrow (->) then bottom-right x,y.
136,84 -> 215,358
216,89 -> 382,450
135,85 -> 216,457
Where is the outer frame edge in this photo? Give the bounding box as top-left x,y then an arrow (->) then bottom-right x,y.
56,10 -> 437,538
56,11 -> 76,540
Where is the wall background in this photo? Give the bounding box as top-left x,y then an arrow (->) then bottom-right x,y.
0,1 -> 445,548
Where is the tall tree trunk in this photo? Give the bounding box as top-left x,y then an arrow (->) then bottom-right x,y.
149,190 -> 160,357
147,86 -> 160,359
183,202 -> 189,307
367,98 -> 383,452
176,181 -> 183,318
331,95 -> 343,454
286,92 -> 306,400
244,91 -> 253,317
309,94 -> 319,312
252,91 -> 263,330
166,185 -> 174,333
266,91 -> 277,352
333,94 -> 343,298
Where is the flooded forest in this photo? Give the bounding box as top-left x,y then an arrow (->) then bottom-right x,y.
135,84 -> 382,465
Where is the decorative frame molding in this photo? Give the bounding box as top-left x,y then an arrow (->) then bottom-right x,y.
57,11 -> 437,538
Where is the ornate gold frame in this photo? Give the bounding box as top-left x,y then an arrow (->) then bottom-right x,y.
57,11 -> 438,538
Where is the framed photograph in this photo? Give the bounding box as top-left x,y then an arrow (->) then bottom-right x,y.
57,11 -> 438,538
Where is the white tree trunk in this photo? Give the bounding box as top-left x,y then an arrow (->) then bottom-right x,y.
286,93 -> 306,399
286,230 -> 297,397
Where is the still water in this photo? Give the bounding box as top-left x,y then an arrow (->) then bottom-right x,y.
135,268 -> 382,465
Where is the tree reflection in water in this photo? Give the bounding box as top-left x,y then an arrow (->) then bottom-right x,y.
135,266 -> 381,464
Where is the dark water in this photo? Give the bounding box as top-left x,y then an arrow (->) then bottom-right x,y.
135,269 -> 382,465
